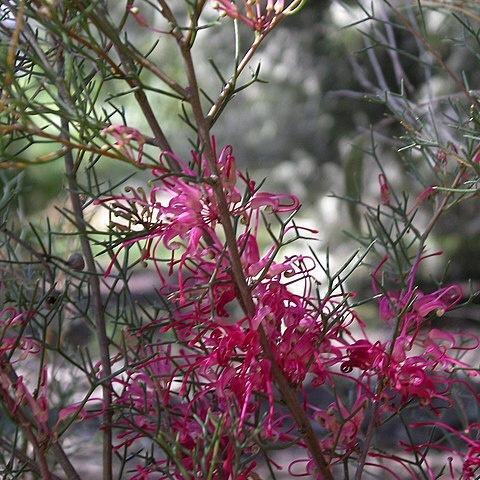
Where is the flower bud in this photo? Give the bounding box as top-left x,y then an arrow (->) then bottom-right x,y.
46,290 -> 61,308
67,253 -> 85,271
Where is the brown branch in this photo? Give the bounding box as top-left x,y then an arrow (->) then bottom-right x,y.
0,357 -> 53,480
50,442 -> 83,480
206,11 -> 289,126
157,0 -> 184,43
0,437 -> 64,480
54,39 -> 113,478
184,0 -> 208,47
177,22 -> 334,480
63,127 -> 113,480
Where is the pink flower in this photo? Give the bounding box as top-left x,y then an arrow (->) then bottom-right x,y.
212,0 -> 298,31
372,253 -> 462,326
101,124 -> 145,164
378,173 -> 390,204
341,339 -> 385,373
412,285 -> 462,318
55,397 -> 106,428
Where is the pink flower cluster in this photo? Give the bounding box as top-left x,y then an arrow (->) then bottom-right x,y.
212,0 -> 297,31
342,284 -> 473,406
103,141 -> 326,476
0,304 -> 96,439
101,125 -> 145,164
99,138 -> 479,478
0,307 -> 50,438
126,1 -> 302,34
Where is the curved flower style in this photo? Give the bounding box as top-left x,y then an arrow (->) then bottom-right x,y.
373,253 -> 462,327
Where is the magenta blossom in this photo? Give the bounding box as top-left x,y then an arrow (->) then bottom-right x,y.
373,253 -> 462,325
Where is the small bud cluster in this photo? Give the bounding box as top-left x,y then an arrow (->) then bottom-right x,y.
212,0 -> 297,31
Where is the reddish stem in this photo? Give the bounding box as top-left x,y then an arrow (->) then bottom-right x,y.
176,27 -> 333,480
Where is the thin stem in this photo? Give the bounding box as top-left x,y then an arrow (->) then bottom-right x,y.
354,393 -> 379,480
411,167 -> 466,270
0,438 -> 64,480
206,13 -> 285,126
0,358 -> 53,480
205,0 -> 306,125
130,51 -> 188,99
73,0 -> 172,152
0,226 -> 54,283
57,55 -> 113,480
